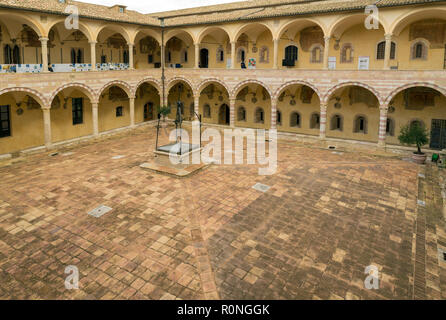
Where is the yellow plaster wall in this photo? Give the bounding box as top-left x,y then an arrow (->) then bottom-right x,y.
326,89 -> 380,142
134,86 -> 160,123
51,91 -> 93,142
98,89 -> 130,132
234,86 -> 271,129
276,85 -> 320,136
0,93 -> 44,154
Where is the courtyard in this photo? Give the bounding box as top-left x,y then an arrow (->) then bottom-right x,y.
0,126 -> 445,300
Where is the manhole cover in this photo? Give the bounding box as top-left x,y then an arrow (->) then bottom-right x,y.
112,155 -> 125,160
417,200 -> 426,207
88,205 -> 112,218
332,151 -> 344,155
418,173 -> 426,179
61,152 -> 74,157
252,183 -> 271,193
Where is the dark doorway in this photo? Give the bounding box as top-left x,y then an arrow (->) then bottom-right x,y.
144,102 -> 154,121
430,119 -> 446,150
200,48 -> 209,68
219,104 -> 230,125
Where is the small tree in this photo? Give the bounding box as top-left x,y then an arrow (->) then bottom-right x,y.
157,105 -> 171,122
398,123 -> 429,154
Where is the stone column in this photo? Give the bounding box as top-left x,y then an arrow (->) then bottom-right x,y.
161,43 -> 165,69
231,41 -> 236,69
40,37 -> 49,73
378,107 -> 388,147
383,33 -> 393,70
129,97 -> 135,127
42,107 -> 52,148
323,36 -> 330,70
229,98 -> 236,127
273,39 -> 279,69
128,43 -> 134,69
194,96 -> 199,117
89,41 -> 97,71
195,43 -> 200,69
271,99 -> 277,129
319,103 -> 328,139
92,102 -> 99,136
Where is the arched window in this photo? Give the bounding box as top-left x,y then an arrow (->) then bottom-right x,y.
290,112 -> 301,127
71,48 -> 76,64
216,47 -> 224,63
310,45 -> 323,63
237,47 -> 246,63
276,110 -> 282,126
259,46 -> 269,63
77,49 -> 83,64
237,107 -> 246,121
181,49 -> 188,63
410,119 -> 425,129
285,45 -> 298,62
255,107 -> 264,124
4,45 -> 12,64
12,45 -> 21,64
310,113 -> 320,129
386,118 -> 395,136
376,41 -> 396,60
331,115 -> 343,131
203,104 -> 211,118
354,116 -> 368,134
340,43 -> 353,63
411,40 -> 428,60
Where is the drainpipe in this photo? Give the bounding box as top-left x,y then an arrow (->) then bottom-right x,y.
160,18 -> 165,109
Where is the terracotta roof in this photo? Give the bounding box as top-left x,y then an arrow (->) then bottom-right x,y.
0,0 -> 445,27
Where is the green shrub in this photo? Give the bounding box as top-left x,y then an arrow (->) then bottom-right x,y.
398,122 -> 429,154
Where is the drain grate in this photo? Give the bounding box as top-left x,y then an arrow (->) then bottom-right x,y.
332,151 -> 344,155
417,200 -> 426,207
112,155 -> 125,160
88,205 -> 112,218
62,152 -> 74,157
439,249 -> 446,262
418,173 -> 426,179
252,183 -> 271,193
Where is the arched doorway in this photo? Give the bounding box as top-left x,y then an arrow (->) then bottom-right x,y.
200,48 -> 209,68
219,104 -> 230,125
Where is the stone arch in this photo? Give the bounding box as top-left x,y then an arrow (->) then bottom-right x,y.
390,7 -> 446,36
0,12 -> 44,37
164,29 -> 196,46
132,28 -> 162,45
232,22 -> 274,43
97,80 -> 133,100
95,24 -> 132,43
231,80 -> 272,100
197,26 -> 231,44
50,83 -> 96,105
47,19 -> 94,42
197,79 -> 230,97
276,18 -> 328,40
384,82 -> 446,107
0,87 -> 47,107
323,82 -> 382,105
134,77 -> 162,97
273,80 -> 321,102
328,13 -> 389,38
167,77 -> 195,95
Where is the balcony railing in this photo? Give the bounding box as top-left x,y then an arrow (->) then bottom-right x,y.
0,63 -> 130,73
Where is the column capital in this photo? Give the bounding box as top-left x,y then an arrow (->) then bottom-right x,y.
384,33 -> 393,40
273,38 -> 279,43
129,96 -> 136,101
89,41 -> 97,45
127,43 -> 134,47
324,36 -> 331,42
41,106 -> 51,111
39,37 -> 49,43
91,101 -> 99,106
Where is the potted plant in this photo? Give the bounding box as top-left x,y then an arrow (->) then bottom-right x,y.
157,105 -> 171,128
398,122 -> 429,164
